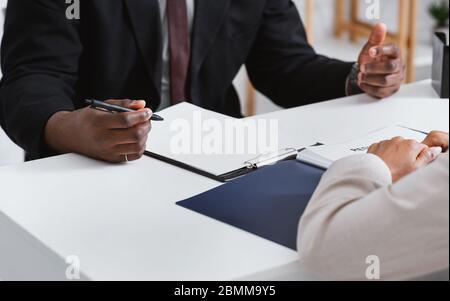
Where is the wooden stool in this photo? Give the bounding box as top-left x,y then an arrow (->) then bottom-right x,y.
335,0 -> 418,83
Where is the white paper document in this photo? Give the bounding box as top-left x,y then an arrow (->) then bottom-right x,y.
296,126 -> 428,169
146,103 -> 313,177
147,104 -> 429,178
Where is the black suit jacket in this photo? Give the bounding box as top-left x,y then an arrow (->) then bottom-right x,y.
0,0 -> 353,159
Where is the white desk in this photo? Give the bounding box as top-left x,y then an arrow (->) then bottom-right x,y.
0,80 -> 448,281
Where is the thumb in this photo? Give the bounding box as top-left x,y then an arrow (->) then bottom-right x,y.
416,146 -> 442,168
366,23 -> 387,55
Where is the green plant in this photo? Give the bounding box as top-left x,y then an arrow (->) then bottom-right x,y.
429,0 -> 449,27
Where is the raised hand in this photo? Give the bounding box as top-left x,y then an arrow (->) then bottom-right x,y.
357,23 -> 405,99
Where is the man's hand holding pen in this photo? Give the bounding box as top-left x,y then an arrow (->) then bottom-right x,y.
45,99 -> 153,163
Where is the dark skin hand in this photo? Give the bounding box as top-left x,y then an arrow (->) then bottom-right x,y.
42,23 -> 405,164
45,99 -> 152,163
358,23 -> 405,99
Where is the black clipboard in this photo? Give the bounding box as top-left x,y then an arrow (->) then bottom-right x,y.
144,144 -> 323,183
177,160 -> 326,250
144,150 -> 251,182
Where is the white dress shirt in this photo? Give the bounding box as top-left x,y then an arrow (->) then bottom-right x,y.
158,0 -> 195,110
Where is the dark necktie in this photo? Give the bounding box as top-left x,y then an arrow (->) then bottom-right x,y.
167,0 -> 190,104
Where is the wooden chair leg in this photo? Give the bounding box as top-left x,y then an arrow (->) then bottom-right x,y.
305,0 -> 314,45
350,0 -> 360,42
398,0 -> 409,54
334,0 -> 346,38
406,0 -> 417,83
337,0 -> 417,82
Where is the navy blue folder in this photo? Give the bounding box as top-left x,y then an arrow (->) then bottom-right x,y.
177,161 -> 325,250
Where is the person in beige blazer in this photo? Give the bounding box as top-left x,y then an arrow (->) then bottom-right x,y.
297,131 -> 449,281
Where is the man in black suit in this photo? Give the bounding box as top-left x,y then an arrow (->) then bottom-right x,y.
0,0 -> 404,163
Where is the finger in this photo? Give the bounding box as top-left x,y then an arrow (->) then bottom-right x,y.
101,153 -> 129,164
108,152 -> 144,163
361,59 -> 402,74
429,146 -> 443,158
369,44 -> 401,59
360,72 -> 403,88
113,141 -> 147,156
97,109 -> 152,129
359,83 -> 400,99
366,23 -> 387,48
109,122 -> 151,145
422,131 -> 449,151
416,146 -> 440,168
124,152 -> 146,162
368,143 -> 379,153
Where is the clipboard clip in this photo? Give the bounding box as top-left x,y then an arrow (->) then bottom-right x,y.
244,148 -> 299,169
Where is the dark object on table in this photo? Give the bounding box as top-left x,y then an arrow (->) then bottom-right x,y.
177,161 -> 325,251
432,32 -> 449,98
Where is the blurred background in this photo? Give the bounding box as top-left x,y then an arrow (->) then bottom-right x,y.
0,0 -> 448,166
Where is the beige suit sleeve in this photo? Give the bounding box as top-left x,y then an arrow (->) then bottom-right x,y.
297,153 -> 449,281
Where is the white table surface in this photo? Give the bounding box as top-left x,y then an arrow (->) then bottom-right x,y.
0,80 -> 448,281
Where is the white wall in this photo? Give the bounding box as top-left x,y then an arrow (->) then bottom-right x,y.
294,0 -> 436,44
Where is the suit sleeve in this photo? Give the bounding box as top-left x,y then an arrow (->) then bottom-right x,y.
0,0 -> 81,159
297,154 -> 450,280
246,0 -> 354,108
